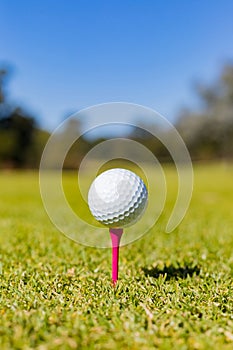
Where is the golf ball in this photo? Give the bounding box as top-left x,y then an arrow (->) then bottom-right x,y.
88,168 -> 148,227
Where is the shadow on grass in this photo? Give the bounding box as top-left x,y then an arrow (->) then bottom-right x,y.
143,263 -> 200,281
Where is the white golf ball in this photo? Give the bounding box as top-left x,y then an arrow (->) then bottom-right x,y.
88,168 -> 148,227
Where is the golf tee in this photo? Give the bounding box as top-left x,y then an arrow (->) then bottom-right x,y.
109,228 -> 123,286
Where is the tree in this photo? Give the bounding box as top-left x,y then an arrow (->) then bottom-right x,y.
0,67 -> 49,168
0,108 -> 35,167
176,64 -> 233,160
0,69 -> 7,103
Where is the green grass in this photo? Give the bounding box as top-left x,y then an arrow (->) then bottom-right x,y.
0,163 -> 233,349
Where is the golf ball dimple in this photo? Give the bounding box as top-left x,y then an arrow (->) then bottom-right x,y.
88,168 -> 148,227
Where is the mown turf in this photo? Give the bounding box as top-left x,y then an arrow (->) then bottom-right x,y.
0,163 -> 233,350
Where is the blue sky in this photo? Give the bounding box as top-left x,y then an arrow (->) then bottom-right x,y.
1,0 -> 233,130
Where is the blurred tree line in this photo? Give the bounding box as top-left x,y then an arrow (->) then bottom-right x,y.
0,68 -> 49,168
176,64 -> 233,160
128,64 -> 233,162
0,64 -> 232,169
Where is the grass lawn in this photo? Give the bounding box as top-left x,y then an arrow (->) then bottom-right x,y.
0,163 -> 233,349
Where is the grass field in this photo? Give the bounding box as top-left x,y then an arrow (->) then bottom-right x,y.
0,163 -> 233,350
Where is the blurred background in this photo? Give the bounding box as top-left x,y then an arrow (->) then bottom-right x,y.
0,0 -> 233,168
